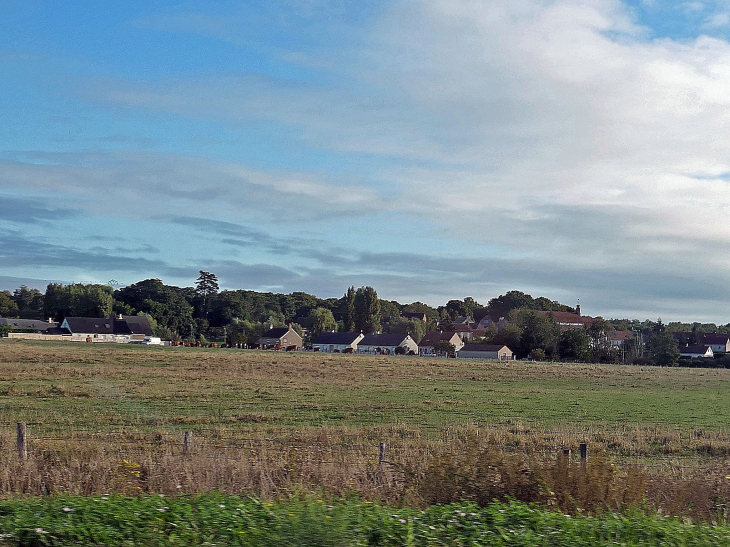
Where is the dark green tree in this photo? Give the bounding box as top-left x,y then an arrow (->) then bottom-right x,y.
0,291 -> 19,317
353,286 -> 380,334
195,271 -> 219,319
343,287 -> 356,332
11,286 -> 44,318
558,329 -> 592,362
647,329 -> 680,366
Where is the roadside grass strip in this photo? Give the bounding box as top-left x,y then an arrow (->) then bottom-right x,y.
0,494 -> 729,546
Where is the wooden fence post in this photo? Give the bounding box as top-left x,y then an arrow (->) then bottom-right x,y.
379,442 -> 387,465
183,431 -> 191,456
580,442 -> 587,465
17,422 -> 27,460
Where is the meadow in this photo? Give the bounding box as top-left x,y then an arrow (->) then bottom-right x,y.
1,339 -> 730,519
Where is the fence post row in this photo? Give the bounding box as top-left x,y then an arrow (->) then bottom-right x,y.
580,442 -> 587,464
17,422 -> 26,460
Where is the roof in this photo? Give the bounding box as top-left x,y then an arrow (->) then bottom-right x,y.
116,316 -> 154,335
418,331 -> 459,346
460,344 -> 510,353
312,332 -> 361,345
259,327 -> 291,339
0,318 -> 57,332
607,330 -> 631,341
64,317 -> 116,334
680,345 -> 712,355
359,333 -> 411,346
62,315 -> 153,336
699,333 -> 730,344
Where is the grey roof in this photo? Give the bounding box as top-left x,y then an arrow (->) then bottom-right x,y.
63,315 -> 153,336
259,327 -> 291,339
0,318 -> 58,332
312,332 -> 361,345
359,333 -> 410,346
680,345 -> 712,354
418,331 -> 458,346
64,317 -> 115,334
460,344 -> 510,352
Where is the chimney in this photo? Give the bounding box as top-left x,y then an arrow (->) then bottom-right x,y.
117,313 -> 123,319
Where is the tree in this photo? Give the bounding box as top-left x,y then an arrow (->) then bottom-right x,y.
0,291 -> 19,317
558,329 -> 592,362
647,329 -> 680,366
309,307 -> 337,338
11,286 -> 44,318
43,283 -> 113,321
433,339 -> 456,356
510,309 -> 559,359
343,287 -> 356,332
353,286 -> 380,334
195,271 -> 219,319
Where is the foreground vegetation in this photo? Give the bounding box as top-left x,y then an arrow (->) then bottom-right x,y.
1,493 -> 730,546
1,340 -> 730,520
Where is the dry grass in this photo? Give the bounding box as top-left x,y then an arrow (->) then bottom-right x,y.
2,339 -> 730,519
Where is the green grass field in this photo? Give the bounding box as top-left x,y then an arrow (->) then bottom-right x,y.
1,339 -> 730,518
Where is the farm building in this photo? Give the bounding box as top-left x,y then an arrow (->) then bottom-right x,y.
311,332 -> 364,353
679,345 -> 713,359
417,331 -> 464,356
256,325 -> 303,349
60,314 -> 154,342
357,333 -> 418,355
457,344 -> 514,360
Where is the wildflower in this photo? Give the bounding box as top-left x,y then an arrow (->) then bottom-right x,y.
289,513 -> 295,516
399,519 -> 407,523
326,516 -> 332,519
35,528 -> 45,533
219,504 -> 226,508
317,500 -> 323,503
62,507 -> 73,513
429,526 -> 436,530
157,508 -> 167,512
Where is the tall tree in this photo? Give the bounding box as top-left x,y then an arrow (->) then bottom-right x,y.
195,271 -> 219,319
343,286 -> 356,332
353,286 -> 381,334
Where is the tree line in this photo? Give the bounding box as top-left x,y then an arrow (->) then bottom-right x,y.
2,275 -> 729,366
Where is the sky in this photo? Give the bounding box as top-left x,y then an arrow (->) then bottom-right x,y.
2,0 -> 730,323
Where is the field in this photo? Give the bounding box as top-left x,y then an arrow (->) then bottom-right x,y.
1,339 -> 730,518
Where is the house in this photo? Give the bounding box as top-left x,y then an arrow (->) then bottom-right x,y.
457,344 -> 514,360
673,332 -> 730,353
256,325 -> 303,349
357,333 -> 418,355
536,308 -> 595,331
312,332 -> 364,353
451,323 -> 486,342
452,316 -> 473,325
0,317 -> 58,334
606,330 -> 632,348
417,331 -> 464,356
679,345 -> 713,359
61,314 -> 154,342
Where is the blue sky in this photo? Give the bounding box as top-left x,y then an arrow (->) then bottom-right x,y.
3,0 -> 730,322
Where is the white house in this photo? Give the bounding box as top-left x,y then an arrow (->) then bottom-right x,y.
418,331 -> 464,356
457,344 -> 514,360
312,332 -> 364,353
679,345 -> 714,359
357,333 -> 418,355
